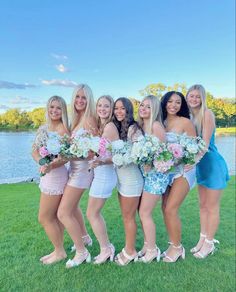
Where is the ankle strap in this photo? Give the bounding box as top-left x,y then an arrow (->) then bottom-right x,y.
200,233 -> 206,238
172,244 -> 183,249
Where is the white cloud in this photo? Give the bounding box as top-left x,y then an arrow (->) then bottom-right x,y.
10,96 -> 42,105
41,79 -> 78,87
55,64 -> 70,73
0,80 -> 37,89
51,53 -> 68,60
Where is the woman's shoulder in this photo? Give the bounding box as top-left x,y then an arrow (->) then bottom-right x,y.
104,122 -> 117,131
152,121 -> 164,131
103,122 -> 119,140
204,109 -> 215,120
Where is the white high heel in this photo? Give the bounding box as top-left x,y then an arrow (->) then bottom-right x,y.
160,241 -> 173,258
137,241 -> 147,257
93,243 -> 115,264
163,244 -> 185,263
139,246 -> 161,263
193,238 -> 219,259
66,249 -> 91,268
190,233 -> 206,253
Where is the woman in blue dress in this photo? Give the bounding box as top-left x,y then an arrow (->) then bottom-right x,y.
137,95 -> 169,263
186,84 -> 229,259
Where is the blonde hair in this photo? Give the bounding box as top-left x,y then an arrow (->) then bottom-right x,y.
138,95 -> 162,134
186,84 -> 207,135
96,95 -> 114,135
46,95 -> 69,131
70,84 -> 96,130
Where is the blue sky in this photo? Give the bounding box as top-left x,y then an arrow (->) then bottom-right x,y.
0,0 -> 235,113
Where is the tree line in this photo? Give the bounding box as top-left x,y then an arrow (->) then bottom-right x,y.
0,83 -> 235,129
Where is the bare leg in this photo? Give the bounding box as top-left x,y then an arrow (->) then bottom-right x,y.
57,185 -> 86,255
190,186 -> 208,252
139,192 -> 160,250
87,197 -> 108,248
194,186 -> 222,257
116,194 -> 140,264
162,177 -> 189,261
74,207 -> 89,237
38,193 -> 66,264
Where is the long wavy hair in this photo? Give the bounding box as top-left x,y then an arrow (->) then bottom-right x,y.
70,84 -> 96,131
46,95 -> 69,131
112,97 -> 141,141
96,95 -> 114,136
186,84 -> 207,136
137,95 -> 162,134
161,91 -> 190,123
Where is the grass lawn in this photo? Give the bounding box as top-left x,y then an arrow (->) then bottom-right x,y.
0,177 -> 235,292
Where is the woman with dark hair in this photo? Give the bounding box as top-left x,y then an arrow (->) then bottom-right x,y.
160,91 -> 196,263
112,97 -> 144,265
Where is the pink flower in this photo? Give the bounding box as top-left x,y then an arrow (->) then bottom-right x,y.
39,146 -> 49,158
154,159 -> 174,173
98,138 -> 111,158
168,143 -> 183,159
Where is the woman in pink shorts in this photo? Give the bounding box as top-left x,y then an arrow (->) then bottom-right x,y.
32,95 -> 70,264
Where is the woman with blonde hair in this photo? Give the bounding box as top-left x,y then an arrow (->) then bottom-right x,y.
137,95 -> 169,263
86,95 -> 119,264
32,95 -> 70,264
186,84 -> 229,259
57,84 -> 98,268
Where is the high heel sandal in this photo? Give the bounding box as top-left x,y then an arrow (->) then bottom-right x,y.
137,241 -> 147,257
93,244 -> 115,264
115,248 -> 139,266
71,234 -> 93,252
193,238 -> 219,259
190,233 -> 206,253
139,246 -> 161,263
163,244 -> 185,263
66,249 -> 91,268
160,241 -> 173,258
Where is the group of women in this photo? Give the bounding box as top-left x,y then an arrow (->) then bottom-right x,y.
32,83 -> 229,268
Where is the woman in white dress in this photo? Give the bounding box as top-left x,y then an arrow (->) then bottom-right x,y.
86,95 -> 119,264
113,97 -> 144,266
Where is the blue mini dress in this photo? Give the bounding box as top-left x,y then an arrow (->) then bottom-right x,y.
141,167 -> 169,196
196,130 -> 229,189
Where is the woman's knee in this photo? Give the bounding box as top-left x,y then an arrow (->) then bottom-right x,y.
38,212 -> 53,226
57,206 -> 69,223
163,205 -> 178,218
139,208 -> 152,223
86,208 -> 99,222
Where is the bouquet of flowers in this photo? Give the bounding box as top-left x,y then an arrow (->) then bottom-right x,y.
61,129 -> 100,159
177,134 -> 207,165
111,140 -> 133,167
96,137 -> 112,158
131,134 -> 160,166
153,142 -> 178,173
38,132 -> 61,166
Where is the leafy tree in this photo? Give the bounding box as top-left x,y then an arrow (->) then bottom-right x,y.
27,108 -> 45,127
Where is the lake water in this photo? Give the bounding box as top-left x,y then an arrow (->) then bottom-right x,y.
0,131 -> 235,184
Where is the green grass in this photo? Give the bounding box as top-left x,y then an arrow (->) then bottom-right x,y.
216,127 -> 235,135
0,177 -> 235,292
